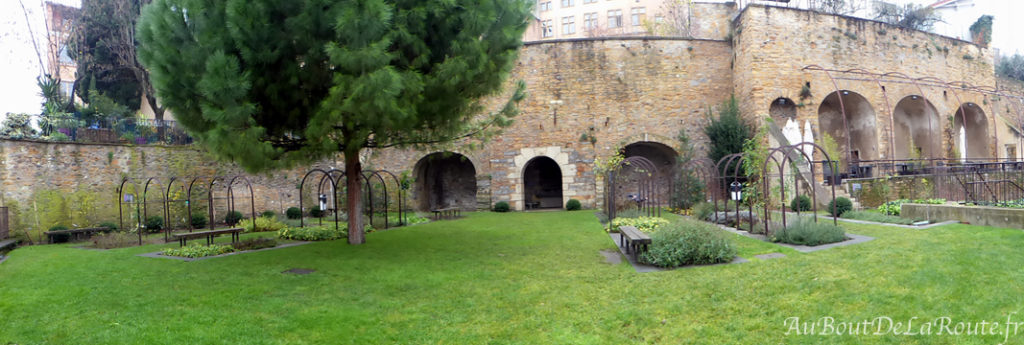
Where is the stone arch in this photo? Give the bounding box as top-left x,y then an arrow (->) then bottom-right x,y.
622,141 -> 678,203
893,95 -> 941,159
413,152 -> 477,211
817,90 -> 879,168
522,156 -> 563,209
953,102 -> 991,160
769,97 -> 797,119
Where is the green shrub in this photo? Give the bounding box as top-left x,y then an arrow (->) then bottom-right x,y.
261,210 -> 276,218
225,211 -> 244,225
771,218 -> 846,246
877,198 -> 945,216
98,222 -> 118,232
566,199 -> 582,211
790,195 -> 812,212
90,232 -> 136,249
277,225 -> 346,241
241,217 -> 289,233
286,207 -> 302,219
639,219 -> 737,267
694,202 -> 715,221
145,215 -> 164,232
826,197 -> 853,217
841,210 -> 916,225
610,216 -> 669,233
309,207 -> 325,218
48,224 -> 70,243
493,201 -> 510,212
162,244 -> 235,258
232,237 -> 277,251
190,213 -> 208,229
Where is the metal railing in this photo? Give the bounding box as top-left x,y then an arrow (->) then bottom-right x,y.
841,158 -> 1024,205
3,114 -> 193,145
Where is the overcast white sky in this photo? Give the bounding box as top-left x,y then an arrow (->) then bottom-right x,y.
0,0 -> 1021,116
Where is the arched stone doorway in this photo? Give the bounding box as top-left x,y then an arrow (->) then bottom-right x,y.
622,141 -> 678,203
522,156 -> 563,209
413,152 -> 477,211
953,102 -> 991,160
817,90 -> 879,168
893,95 -> 941,159
769,97 -> 797,120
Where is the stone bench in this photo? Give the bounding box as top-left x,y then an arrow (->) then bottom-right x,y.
0,239 -> 18,252
172,228 -> 243,247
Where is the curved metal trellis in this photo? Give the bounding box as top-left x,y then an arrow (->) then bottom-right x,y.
604,156 -> 660,223
676,158 -> 720,210
760,142 -> 840,236
298,168 -> 407,234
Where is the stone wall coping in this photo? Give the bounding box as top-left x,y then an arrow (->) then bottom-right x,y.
0,138 -> 197,150
523,36 -> 728,46
738,3 -> 984,50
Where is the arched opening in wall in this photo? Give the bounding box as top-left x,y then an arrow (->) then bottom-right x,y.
623,141 -> 678,203
413,152 -> 477,212
522,156 -> 563,209
769,97 -> 797,120
817,90 -> 879,170
893,95 -> 941,160
953,103 -> 991,160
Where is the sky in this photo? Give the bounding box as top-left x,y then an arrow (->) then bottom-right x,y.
0,0 -> 1021,117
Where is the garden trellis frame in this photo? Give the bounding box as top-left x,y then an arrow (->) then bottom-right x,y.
760,142 -> 839,236
604,156 -> 661,223
298,168 -> 407,235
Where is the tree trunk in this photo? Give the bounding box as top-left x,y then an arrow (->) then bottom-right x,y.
345,152 -> 365,245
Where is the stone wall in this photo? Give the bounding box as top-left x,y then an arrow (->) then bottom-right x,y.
0,139 -> 316,238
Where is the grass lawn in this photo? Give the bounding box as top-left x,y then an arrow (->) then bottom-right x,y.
2,211 -> 1024,344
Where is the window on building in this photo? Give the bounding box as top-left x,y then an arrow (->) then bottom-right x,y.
562,16 -> 575,35
608,10 -> 622,28
542,20 -> 554,37
561,0 -> 573,8
654,15 -> 664,24
583,0 -> 597,3
631,7 -> 646,26
584,12 -> 598,30
539,1 -> 551,11
1008,145 -> 1018,161
60,81 -> 73,99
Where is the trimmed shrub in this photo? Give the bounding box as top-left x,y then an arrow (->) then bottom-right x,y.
610,216 -> 669,233
145,216 -> 164,232
242,217 -> 289,233
790,195 -> 812,212
278,226 -> 346,241
191,213 -> 208,229
98,222 -> 118,232
91,232 -> 136,249
693,202 -> 715,221
771,218 -> 846,246
232,237 -> 277,251
841,210 -> 916,225
48,225 -> 70,243
162,244 -> 235,258
877,198 -> 945,216
566,199 -> 582,211
826,197 -> 853,217
309,207 -> 325,218
639,219 -> 737,267
286,207 -> 302,219
225,211 -> 244,226
493,201 -> 510,212
261,210 -> 276,218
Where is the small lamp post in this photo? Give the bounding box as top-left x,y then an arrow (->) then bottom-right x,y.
730,182 -> 743,201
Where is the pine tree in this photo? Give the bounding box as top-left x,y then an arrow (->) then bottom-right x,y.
136,0 -> 530,244
704,95 -> 752,176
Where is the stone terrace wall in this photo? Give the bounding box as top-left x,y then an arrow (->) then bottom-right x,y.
0,140 -> 316,238
734,5 -> 1001,160
368,38 -> 734,211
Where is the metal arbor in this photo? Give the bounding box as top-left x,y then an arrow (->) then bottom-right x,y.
759,142 -> 840,236
604,156 -> 662,223
297,168 -> 407,234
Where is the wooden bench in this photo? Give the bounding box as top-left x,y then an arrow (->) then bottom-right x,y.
172,228 -> 243,247
618,225 -> 652,259
44,226 -> 113,244
431,207 -> 460,220
0,239 -> 19,252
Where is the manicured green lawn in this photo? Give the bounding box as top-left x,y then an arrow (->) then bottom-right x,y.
2,211 -> 1024,344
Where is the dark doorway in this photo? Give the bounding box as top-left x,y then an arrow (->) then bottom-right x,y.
414,152 -> 477,211
622,141 -> 678,204
523,156 -> 563,209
